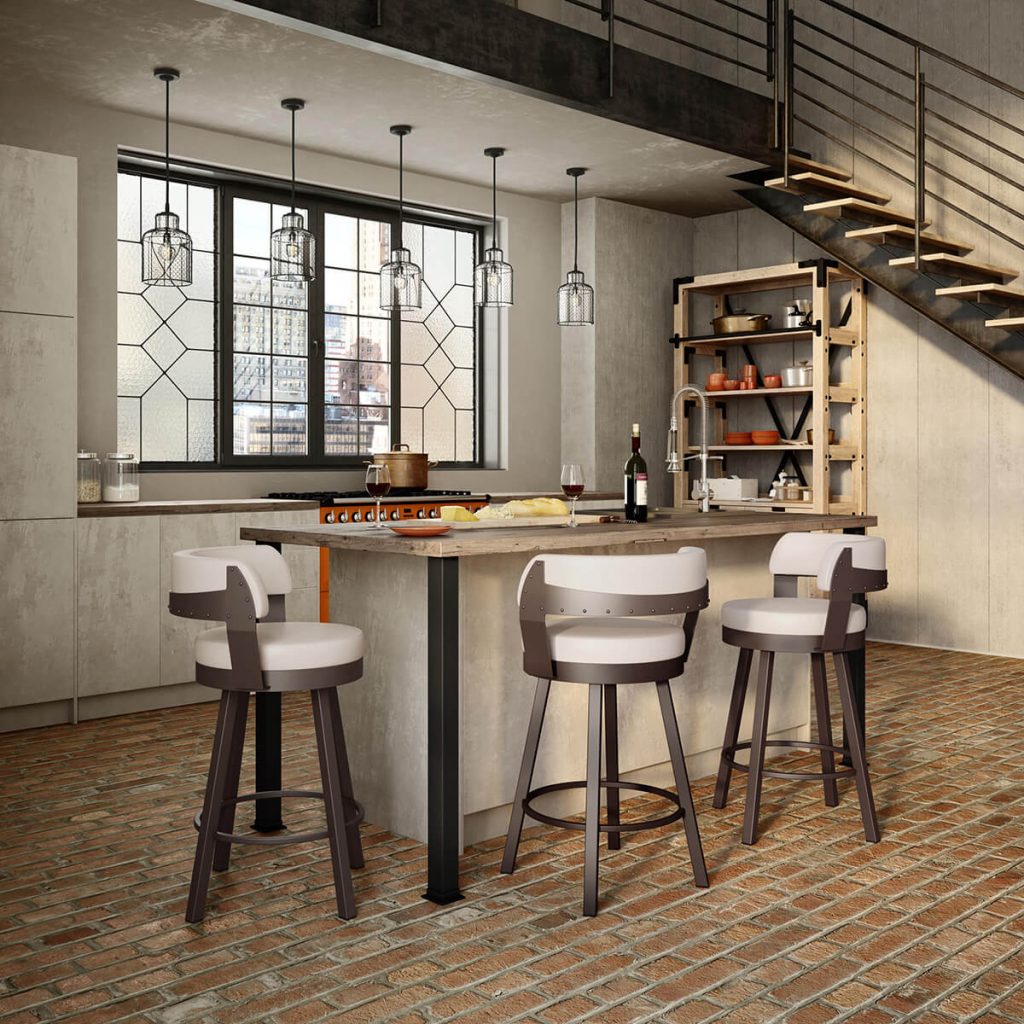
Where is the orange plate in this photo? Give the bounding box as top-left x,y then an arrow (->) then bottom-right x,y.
389,524 -> 453,537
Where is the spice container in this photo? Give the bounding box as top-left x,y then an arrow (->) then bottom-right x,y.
103,453 -> 140,502
77,451 -> 102,503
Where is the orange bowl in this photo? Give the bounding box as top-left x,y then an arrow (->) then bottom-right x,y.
751,430 -> 780,445
723,379 -> 740,390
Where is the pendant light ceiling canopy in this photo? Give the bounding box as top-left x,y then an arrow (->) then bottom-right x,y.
142,67 -> 193,288
270,98 -> 315,283
474,147 -> 513,308
557,167 -> 594,326
380,124 -> 423,312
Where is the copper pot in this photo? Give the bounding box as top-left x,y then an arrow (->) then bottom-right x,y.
371,444 -> 437,489
711,313 -> 772,335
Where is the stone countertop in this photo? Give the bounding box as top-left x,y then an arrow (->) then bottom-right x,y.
76,498 -> 320,518
239,509 -> 877,558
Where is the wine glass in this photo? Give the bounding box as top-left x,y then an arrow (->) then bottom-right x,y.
365,463 -> 391,528
560,463 -> 585,528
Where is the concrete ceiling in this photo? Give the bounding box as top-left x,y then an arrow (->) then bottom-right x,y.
0,0 -> 759,216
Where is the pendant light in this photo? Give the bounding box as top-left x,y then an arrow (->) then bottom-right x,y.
474,147 -> 513,307
271,99 -> 315,283
557,167 -> 594,326
142,68 -> 193,287
380,125 -> 423,312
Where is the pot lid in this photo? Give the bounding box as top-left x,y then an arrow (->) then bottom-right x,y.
77,450 -> 98,459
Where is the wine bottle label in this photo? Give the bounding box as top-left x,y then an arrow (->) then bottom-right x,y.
636,473 -> 648,506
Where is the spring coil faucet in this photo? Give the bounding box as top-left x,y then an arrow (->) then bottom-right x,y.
666,386 -> 721,513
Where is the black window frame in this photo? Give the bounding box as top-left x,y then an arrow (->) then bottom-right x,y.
119,158 -> 487,471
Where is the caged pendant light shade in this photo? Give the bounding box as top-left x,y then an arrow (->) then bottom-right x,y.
557,167 -> 594,326
474,147 -> 513,307
270,99 -> 315,283
142,68 -> 193,287
381,125 -> 423,312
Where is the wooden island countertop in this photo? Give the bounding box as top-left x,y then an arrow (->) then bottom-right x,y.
239,508 -> 878,557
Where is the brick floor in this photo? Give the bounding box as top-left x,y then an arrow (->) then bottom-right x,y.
2,643 -> 1024,1023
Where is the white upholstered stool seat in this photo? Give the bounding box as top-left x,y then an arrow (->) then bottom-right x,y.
721,597 -> 866,638
546,617 -> 687,664
195,621 -> 365,672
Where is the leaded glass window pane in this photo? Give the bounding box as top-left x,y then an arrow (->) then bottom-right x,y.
399,222 -> 477,463
116,170 -> 217,462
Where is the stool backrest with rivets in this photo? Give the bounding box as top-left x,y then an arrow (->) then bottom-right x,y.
768,533 -> 887,650
517,547 -> 709,682
169,545 -> 294,689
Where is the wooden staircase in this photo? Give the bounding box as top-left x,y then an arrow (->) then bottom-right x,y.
736,156 -> 1024,379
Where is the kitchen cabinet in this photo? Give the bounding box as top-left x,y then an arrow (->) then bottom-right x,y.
0,520 -> 75,710
672,260 -> 867,514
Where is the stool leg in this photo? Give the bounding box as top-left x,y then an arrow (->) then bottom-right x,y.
833,652 -> 880,843
604,685 -> 621,851
186,690 -> 247,923
713,647 -> 753,809
501,678 -> 551,874
656,681 -> 709,888
742,651 -> 774,846
214,690 -> 250,872
311,688 -> 357,919
327,688 -> 364,870
583,683 -> 603,917
810,653 -> 839,808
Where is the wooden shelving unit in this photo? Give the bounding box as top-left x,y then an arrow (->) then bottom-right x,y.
671,259 -> 867,515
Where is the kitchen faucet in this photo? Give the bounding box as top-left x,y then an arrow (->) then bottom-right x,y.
666,385 -> 721,513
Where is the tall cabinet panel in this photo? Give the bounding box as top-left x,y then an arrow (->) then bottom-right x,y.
0,145 -> 77,717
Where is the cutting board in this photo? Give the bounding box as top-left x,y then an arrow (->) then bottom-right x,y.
447,513 -> 613,529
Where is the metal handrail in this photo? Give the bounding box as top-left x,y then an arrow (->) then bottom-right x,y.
780,0 -> 1024,269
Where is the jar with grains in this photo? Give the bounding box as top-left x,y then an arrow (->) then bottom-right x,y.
77,451 -> 102,503
103,453 -> 141,502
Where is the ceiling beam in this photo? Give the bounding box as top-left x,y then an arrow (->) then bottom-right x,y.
196,0 -> 776,164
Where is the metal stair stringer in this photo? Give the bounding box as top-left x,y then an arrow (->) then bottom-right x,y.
741,182 -> 1024,381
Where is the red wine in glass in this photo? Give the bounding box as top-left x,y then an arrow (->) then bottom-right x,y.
365,464 -> 391,527
560,463 -> 585,527
367,481 -> 391,497
562,483 -> 585,498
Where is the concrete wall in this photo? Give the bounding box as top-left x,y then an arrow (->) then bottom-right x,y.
691,205 -> 1024,661
561,197 -> 693,508
0,86 -> 563,500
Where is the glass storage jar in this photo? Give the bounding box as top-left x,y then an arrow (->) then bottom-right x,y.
77,451 -> 102,503
103,453 -> 141,502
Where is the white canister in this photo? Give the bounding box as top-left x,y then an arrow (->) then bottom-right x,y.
103,453 -> 141,502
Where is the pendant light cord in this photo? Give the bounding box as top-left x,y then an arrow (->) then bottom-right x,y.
492,154 -> 498,250
573,173 -> 579,273
290,105 -> 296,213
398,131 -> 405,248
164,76 -> 171,214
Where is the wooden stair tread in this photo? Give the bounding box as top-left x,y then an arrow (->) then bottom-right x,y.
935,283 -> 1024,304
845,224 -> 973,256
804,198 -> 924,228
985,316 -> 1024,328
783,154 -> 852,181
889,253 -> 1018,283
767,173 -> 890,204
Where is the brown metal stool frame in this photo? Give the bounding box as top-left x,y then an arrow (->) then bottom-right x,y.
501,550 -> 711,917
170,548 -> 365,923
714,537 -> 888,846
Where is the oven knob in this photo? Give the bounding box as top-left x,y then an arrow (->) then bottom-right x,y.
338,511 -> 348,523
429,508 -> 439,518
417,509 -> 426,519
353,511 -> 362,523
324,511 -> 336,524
390,510 -> 400,520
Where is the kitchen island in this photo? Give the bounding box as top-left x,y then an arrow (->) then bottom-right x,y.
240,509 -> 877,904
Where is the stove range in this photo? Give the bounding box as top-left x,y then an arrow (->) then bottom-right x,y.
267,489 -> 479,503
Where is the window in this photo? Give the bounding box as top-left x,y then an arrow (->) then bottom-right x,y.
116,166 -> 484,467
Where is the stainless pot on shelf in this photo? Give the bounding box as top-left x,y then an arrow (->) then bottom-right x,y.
370,444 -> 437,489
782,360 -> 813,387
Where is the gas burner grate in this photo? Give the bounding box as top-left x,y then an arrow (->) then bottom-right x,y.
267,489 -> 476,502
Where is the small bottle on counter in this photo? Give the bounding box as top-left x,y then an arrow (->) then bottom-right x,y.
103,452 -> 141,502
624,423 -> 648,523
77,451 -> 102,503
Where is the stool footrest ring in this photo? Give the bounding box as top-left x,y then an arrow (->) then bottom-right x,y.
193,789 -> 364,847
523,779 -> 684,834
723,740 -> 855,781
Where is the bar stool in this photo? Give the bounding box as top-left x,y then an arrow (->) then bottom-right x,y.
714,532 -> 887,845
501,547 -> 711,917
169,545 -> 365,923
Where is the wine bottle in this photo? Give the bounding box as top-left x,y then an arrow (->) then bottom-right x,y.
624,423 -> 648,523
